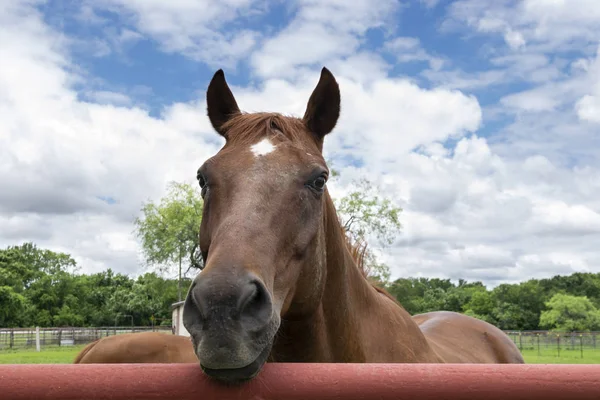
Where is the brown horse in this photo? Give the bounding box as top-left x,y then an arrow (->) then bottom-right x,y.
182,67 -> 524,385
73,332 -> 197,364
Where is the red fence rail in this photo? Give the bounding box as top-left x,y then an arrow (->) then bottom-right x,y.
1,363 -> 600,400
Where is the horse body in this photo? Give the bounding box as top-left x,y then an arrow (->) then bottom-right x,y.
415,311 -> 525,363
73,332 -> 197,364
177,66 -> 523,385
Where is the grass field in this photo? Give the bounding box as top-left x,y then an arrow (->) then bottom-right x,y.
0,345 -> 87,364
2,345 -> 600,364
520,348 -> 600,364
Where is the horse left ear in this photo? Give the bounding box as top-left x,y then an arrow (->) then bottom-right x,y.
206,69 -> 241,138
303,67 -> 340,139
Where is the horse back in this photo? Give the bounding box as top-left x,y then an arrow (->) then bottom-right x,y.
73,332 -> 198,364
413,311 -> 525,364
73,338 -> 100,363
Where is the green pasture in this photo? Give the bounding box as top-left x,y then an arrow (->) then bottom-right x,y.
520,347 -> 600,364
2,344 -> 600,364
0,345 -> 87,364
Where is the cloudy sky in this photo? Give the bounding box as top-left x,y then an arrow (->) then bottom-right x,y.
2,0 -> 600,288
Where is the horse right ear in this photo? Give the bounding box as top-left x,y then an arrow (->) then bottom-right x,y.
206,69 -> 241,138
302,67 -> 340,140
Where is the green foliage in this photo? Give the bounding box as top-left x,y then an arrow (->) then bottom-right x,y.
0,244 -> 184,328
5,238 -> 600,332
332,177 -> 402,284
335,178 -> 402,246
540,293 -> 600,332
487,280 -> 545,330
385,273 -> 600,331
0,286 -> 26,327
462,290 -> 496,324
387,277 -> 457,314
133,181 -> 204,300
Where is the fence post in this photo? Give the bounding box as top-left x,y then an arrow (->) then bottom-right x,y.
35,327 -> 40,352
9,330 -> 14,349
557,335 -> 560,358
581,335 -> 584,359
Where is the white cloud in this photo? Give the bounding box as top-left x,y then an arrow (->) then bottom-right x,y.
384,37 -> 446,71
0,1 -> 220,278
503,29 -> 526,50
428,0 -> 600,175
446,0 -> 600,51
89,0 -> 268,68
574,47 -> 600,123
372,136 -> 600,285
2,0 -> 600,290
576,95 -> 600,123
86,91 -> 132,106
250,0 -> 400,79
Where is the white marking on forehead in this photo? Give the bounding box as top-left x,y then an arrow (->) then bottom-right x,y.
250,138 -> 276,157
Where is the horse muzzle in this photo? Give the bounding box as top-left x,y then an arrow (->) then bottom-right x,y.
182,269 -> 279,384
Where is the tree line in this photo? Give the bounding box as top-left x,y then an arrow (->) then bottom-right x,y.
1,241 -> 600,331
387,274 -> 600,332
0,242 -> 188,328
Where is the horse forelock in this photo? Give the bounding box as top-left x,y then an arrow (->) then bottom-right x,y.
220,112 -> 313,147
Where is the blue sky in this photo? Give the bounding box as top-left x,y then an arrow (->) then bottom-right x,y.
2,0 -> 600,287
43,0 -> 517,129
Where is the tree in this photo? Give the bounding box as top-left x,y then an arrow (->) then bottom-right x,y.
539,293 -> 600,332
0,286 -> 26,327
0,243 -> 82,327
490,280 -> 546,330
331,176 -> 402,285
133,182 -> 204,301
462,290 -> 497,324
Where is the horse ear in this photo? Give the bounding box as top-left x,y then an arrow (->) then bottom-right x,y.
206,69 -> 241,137
303,67 -> 341,139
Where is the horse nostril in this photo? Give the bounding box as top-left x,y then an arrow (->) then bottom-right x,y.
239,279 -> 272,331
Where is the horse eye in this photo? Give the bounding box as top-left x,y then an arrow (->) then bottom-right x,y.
198,175 -> 206,188
313,176 -> 326,191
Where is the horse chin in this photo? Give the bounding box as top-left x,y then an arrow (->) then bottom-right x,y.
200,343 -> 271,386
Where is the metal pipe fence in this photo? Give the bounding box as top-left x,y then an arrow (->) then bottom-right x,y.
2,363 -> 600,400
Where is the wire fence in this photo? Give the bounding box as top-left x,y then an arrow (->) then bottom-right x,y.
3,326 -> 600,360
504,330 -> 600,359
0,326 -> 173,351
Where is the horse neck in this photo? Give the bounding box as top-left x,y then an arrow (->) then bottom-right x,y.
272,192 -> 432,363
318,194 -> 383,361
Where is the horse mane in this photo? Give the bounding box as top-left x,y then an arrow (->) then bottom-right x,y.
342,231 -> 401,306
